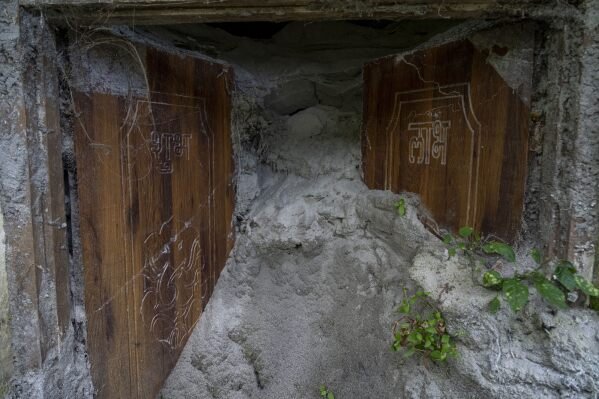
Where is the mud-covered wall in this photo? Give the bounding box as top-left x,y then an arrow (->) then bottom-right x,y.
0,1 -> 39,392
533,1 -> 599,280
0,5 -> 93,398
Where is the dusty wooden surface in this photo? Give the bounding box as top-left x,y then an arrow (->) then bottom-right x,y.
35,22 -> 72,351
74,46 -> 234,399
21,0 -> 556,25
363,39 -> 530,241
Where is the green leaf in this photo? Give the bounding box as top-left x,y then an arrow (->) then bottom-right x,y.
483,242 -> 516,263
448,248 -> 457,258
398,301 -> 410,314
531,248 -> 542,264
554,265 -> 577,291
534,276 -> 567,309
320,386 -> 327,396
327,392 -> 335,399
574,275 -> 599,297
443,234 -> 453,244
502,279 -> 529,312
441,334 -> 450,344
482,270 -> 503,288
395,199 -> 406,216
430,350 -> 446,361
459,226 -> 474,238
407,332 -> 423,345
488,296 -> 501,314
557,260 -> 576,272
528,271 -> 545,285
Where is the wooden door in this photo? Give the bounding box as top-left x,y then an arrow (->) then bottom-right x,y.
73,45 -> 235,398
362,39 -> 531,240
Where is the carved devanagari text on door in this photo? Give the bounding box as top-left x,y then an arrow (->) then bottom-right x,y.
363,39 -> 531,240
74,45 -> 234,399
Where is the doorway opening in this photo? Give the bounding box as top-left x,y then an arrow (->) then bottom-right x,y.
60,19 -> 538,398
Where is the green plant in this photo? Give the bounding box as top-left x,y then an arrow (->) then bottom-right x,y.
392,290 -> 457,362
319,385 -> 335,399
443,226 -> 514,261
394,198 -> 406,217
483,258 -> 599,313
443,226 -> 599,313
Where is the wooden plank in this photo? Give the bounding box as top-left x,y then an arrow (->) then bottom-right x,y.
20,0 -> 552,9
74,93 -> 133,399
363,39 -> 530,240
24,0 -> 544,5
39,23 -> 71,342
20,18 -> 71,359
27,1 -> 558,25
73,44 -> 234,399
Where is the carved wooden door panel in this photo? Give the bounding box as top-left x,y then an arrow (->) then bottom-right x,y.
73,45 -> 234,398
362,38 -> 531,240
